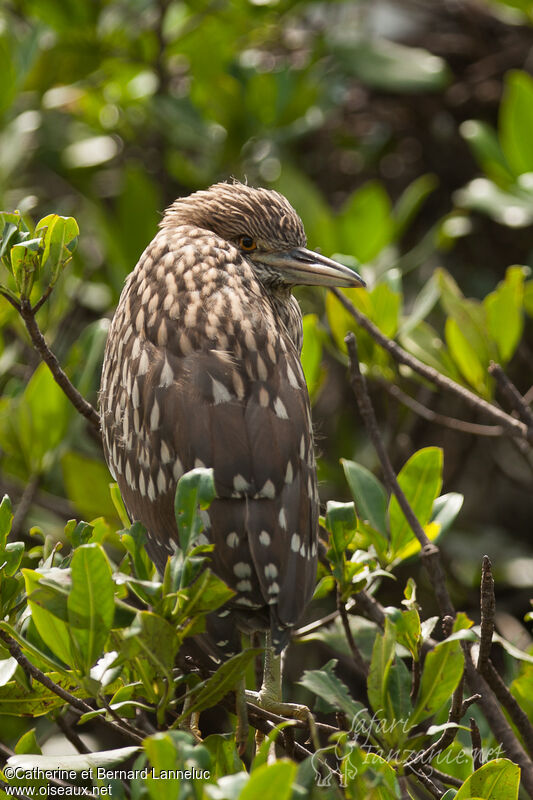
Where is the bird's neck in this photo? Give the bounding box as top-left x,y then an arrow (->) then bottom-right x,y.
266,287 -> 303,355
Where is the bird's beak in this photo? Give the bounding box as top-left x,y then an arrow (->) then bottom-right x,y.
258,247 -> 366,288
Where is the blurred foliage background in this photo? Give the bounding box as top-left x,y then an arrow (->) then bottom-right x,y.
2,0 -> 533,724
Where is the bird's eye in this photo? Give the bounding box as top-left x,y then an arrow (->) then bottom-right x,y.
239,235 -> 257,251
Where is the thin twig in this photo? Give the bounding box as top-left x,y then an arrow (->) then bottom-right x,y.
478,555 -> 495,670
331,288 -> 531,443
463,648 -> 533,797
337,588 -> 368,677
0,629 -> 144,745
470,717 -> 483,770
18,299 -> 100,432
345,332 -> 454,618
381,380 -> 504,437
489,362 -> 533,429
55,712 -> 91,754
481,660 -> 533,759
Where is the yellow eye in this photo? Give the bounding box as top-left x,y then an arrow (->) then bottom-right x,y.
239,235 -> 257,251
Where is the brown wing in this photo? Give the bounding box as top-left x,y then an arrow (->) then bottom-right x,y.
100,228 -> 318,645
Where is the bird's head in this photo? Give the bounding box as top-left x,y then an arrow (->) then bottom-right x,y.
161,181 -> 365,290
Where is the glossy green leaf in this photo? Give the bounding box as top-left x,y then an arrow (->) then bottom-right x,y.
410,639 -> 464,725
22,569 -> 74,667
67,544 -> 114,674
445,317 -> 487,395
239,760 -> 296,800
338,181 -> 393,263
174,468 -> 216,554
6,747 -> 140,772
367,618 -> 396,718
389,447 -> 443,556
339,37 -> 449,93
35,214 -> 79,284
61,451 -> 119,522
453,758 -> 520,800
299,659 -> 365,718
301,314 -> 323,399
0,496 -> 12,547
500,70 -> 533,176
14,728 -> 42,756
341,459 -> 387,535
460,119 -> 514,185
484,266 -> 524,363
344,749 -> 401,799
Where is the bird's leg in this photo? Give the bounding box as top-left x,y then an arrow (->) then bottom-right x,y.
245,631 -> 318,750
179,692 -> 202,742
235,677 -> 249,756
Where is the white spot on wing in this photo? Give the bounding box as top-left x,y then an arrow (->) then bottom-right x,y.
150,400 -> 160,430
264,563 -> 278,579
233,561 -> 251,577
279,508 -> 287,529
160,358 -> 173,387
236,579 -> 252,592
233,474 -> 249,493
259,530 -> 270,546
226,531 -> 239,548
273,397 -> 288,419
291,533 -> 300,552
212,377 -> 232,404
259,479 -> 275,499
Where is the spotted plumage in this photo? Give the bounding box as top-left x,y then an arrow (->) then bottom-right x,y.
100,181 -> 364,659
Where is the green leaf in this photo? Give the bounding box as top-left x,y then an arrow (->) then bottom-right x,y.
239,760 -> 296,800
367,618 -> 396,719
445,317 -> 487,394
389,447 -> 443,557
0,495 -> 13,546
22,569 -> 74,667
410,640 -> 464,726
338,37 -> 449,92
299,659 -> 364,718
430,493 -> 463,536
460,119 -> 514,185
301,314 -> 323,399
453,758 -> 520,800
34,214 -> 79,284
394,608 -> 421,661
338,181 -> 394,263
67,544 -> 115,675
394,174 -> 438,237
0,671 -> 86,716
6,747 -> 140,773
500,70 -> 533,176
341,460 -> 387,535
14,728 -> 42,756
484,266 -> 524,363
0,542 -> 24,577
175,649 -> 261,722
174,468 -> 216,554
343,749 -> 402,799
10,241 -> 39,297
61,451 -> 119,522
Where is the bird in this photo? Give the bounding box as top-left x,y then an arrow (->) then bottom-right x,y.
99,181 -> 364,699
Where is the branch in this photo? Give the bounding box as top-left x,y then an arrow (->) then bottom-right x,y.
345,332 -> 454,618
381,380 -> 505,437
489,361 -> 533,428
18,299 -> 100,433
477,555 -> 495,671
331,288 -> 531,443
463,649 -> 533,797
0,629 -> 144,745
337,588 -> 368,677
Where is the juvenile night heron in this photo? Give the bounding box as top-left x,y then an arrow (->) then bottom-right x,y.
100,182 -> 364,692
